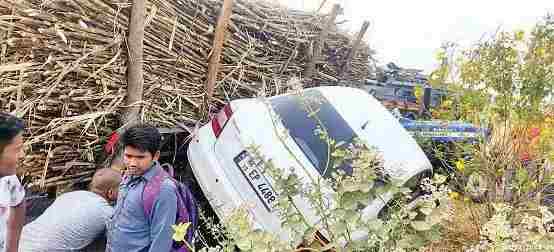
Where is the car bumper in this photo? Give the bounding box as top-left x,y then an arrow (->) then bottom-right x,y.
187,125 -> 265,230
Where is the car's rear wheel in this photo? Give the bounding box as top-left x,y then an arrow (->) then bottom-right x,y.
378,170 -> 433,220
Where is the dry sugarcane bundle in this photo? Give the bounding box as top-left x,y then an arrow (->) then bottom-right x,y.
1,0 -> 374,190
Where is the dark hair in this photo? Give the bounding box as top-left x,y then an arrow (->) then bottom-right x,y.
120,124 -> 161,156
0,112 -> 25,154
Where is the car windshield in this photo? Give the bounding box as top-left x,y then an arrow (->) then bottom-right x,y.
270,90 -> 357,178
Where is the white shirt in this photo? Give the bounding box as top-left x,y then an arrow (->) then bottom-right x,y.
18,191 -> 114,252
0,175 -> 26,250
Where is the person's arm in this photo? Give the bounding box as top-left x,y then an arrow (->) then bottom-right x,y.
4,201 -> 25,252
148,182 -> 177,252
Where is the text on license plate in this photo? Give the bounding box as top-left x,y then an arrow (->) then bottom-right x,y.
233,151 -> 277,212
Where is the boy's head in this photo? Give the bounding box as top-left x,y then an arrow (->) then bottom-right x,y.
0,112 -> 25,176
120,124 -> 161,176
90,168 -> 122,203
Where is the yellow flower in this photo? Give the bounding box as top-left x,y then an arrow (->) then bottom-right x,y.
414,86 -> 423,102
455,159 -> 465,173
536,47 -> 546,57
172,222 -> 191,242
449,192 -> 460,200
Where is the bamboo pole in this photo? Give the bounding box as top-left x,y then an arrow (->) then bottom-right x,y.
304,4 -> 341,81
202,0 -> 234,120
123,0 -> 146,125
338,21 -> 370,83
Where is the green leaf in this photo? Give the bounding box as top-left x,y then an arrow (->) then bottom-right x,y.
331,221 -> 348,235
423,227 -> 442,242
236,238 -> 253,250
398,234 -> 426,249
419,206 -> 433,216
342,183 -> 366,193
411,221 -> 433,231
341,192 -> 357,209
346,210 -> 361,224
302,227 -> 318,242
433,174 -> 447,185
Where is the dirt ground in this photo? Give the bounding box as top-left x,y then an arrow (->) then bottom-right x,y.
422,199 -> 487,251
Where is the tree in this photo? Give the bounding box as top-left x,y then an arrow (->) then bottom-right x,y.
432,15 -> 553,124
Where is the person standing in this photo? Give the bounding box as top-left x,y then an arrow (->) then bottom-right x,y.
0,112 -> 26,252
107,124 -> 178,252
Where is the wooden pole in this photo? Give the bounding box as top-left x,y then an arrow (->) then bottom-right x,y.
123,0 -> 146,125
338,21 -> 370,83
304,4 -> 341,82
203,0 -> 234,119
110,0 -> 146,170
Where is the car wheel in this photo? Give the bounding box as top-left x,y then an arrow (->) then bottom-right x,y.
378,171 -> 433,220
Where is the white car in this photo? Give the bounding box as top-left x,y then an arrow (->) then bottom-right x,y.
187,86 -> 432,242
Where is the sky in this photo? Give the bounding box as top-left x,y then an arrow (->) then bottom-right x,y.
277,0 -> 554,73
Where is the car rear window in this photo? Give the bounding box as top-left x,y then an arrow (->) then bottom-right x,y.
270,90 -> 357,177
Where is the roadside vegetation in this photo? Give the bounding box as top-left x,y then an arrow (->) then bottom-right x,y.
425,14 -> 554,252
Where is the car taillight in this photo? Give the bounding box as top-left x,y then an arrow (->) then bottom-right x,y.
211,104 -> 233,138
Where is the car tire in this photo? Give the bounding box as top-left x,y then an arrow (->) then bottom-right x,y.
378,171 -> 433,220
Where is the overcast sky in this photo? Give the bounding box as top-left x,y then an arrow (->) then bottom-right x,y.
277,0 -> 554,73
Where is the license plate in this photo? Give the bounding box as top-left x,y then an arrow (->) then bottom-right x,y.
234,151 -> 278,212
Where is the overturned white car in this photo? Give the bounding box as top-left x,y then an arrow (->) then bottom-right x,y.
187,86 -> 432,243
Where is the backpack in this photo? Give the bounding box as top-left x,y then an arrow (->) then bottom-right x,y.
142,163 -> 198,252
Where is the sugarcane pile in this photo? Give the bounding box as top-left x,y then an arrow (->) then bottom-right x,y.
0,0 -> 373,190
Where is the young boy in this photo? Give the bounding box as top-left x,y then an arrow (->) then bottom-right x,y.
0,112 -> 26,252
107,125 -> 177,252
